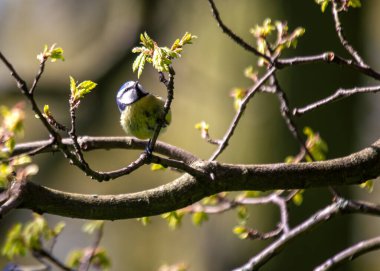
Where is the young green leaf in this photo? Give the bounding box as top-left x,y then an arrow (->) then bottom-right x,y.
4,138 -> 15,154
360,180 -> 374,193
66,250 -> 84,268
76,80 -> 97,99
82,220 -> 104,234
2,224 -> 26,259
0,164 -> 12,188
161,211 -> 185,230
292,190 -> 304,206
348,0 -> 361,8
195,121 -> 211,140
233,226 -> 249,240
230,87 -> 248,111
137,217 -> 151,226
304,126 -> 328,161
43,104 -> 51,117
151,163 -> 166,171
132,53 -> 146,79
132,31 -> 196,77
69,76 -> 97,103
90,248 -> 112,271
50,47 -> 65,62
1,104 -> 25,135
237,206 -> 249,224
315,0 -> 330,12
192,211 -> 209,226
37,44 -> 64,63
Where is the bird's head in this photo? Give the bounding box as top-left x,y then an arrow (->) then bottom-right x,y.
116,81 -> 148,112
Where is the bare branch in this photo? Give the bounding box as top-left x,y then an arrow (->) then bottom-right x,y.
233,198 -> 380,271
150,154 -> 207,179
314,236 -> 380,271
293,85 -> 380,116
148,67 -> 175,153
79,223 -> 104,271
331,0 -> 366,66
209,66 -> 276,161
273,76 -> 315,160
33,248 -> 73,271
0,51 -> 29,94
277,53 -> 380,80
29,58 -> 47,95
206,0 -> 271,62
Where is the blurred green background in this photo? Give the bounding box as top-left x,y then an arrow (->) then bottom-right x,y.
1,0 -> 380,270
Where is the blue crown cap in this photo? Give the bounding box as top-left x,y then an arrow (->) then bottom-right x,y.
116,81 -> 148,111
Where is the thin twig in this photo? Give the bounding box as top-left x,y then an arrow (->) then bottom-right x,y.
29,58 -> 47,95
68,106 -> 87,165
314,236 -> 380,271
0,51 -> 59,137
206,0 -> 271,62
233,198 -> 380,271
277,53 -> 380,80
331,0 -> 366,66
209,66 -> 276,161
188,191 -> 291,239
0,51 -> 29,94
293,85 -> 380,116
79,223 -> 104,271
34,248 -> 73,271
150,154 -> 206,179
273,76 -> 315,160
0,139 -> 54,163
148,67 -> 175,153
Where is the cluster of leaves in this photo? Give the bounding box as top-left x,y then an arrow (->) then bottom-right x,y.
0,103 -> 37,187
2,213 -> 64,259
2,214 -> 111,270
285,127 -> 328,163
132,32 -> 197,78
36,44 -> 65,63
315,0 -> 361,13
69,76 -> 98,109
196,19 -> 305,140
250,18 -> 305,65
43,76 -> 97,131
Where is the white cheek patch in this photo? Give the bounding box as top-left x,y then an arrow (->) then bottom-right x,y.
119,91 -> 132,104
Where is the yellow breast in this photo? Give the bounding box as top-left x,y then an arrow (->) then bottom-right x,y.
120,95 -> 171,139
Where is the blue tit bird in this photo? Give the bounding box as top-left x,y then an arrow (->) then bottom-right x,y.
116,81 -> 171,139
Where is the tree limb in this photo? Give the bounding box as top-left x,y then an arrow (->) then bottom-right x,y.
1,137 -> 379,219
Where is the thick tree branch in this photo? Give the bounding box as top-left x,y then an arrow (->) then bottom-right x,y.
1,138 -> 379,219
